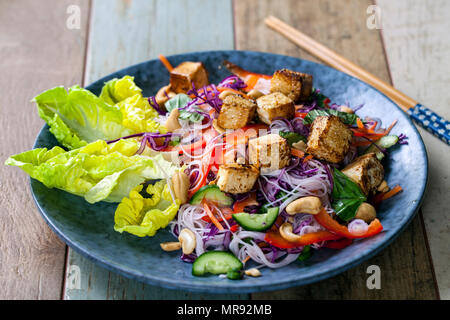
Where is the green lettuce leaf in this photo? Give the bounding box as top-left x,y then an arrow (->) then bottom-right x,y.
33,76 -> 166,150
114,181 -> 180,237
33,85 -> 133,149
5,139 -> 179,204
99,76 -> 142,105
116,94 -> 165,134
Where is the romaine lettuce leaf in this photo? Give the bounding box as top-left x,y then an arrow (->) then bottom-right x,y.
114,181 -> 180,237
33,76 -> 166,150
34,85 -> 133,149
5,139 -> 179,204
99,76 -> 142,105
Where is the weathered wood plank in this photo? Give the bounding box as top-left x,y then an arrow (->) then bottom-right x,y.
64,0 -> 243,300
233,0 -> 438,299
0,0 -> 89,299
377,0 -> 450,299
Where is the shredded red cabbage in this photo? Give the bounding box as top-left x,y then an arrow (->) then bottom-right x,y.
398,133 -> 409,145
217,75 -> 246,90
148,96 -> 167,115
187,83 -> 222,113
106,131 -> 180,153
180,253 -> 197,263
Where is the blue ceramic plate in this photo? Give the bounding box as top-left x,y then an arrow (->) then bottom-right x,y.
31,51 -> 428,293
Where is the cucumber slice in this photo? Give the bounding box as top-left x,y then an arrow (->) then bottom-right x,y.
190,185 -> 233,206
192,251 -> 243,277
226,269 -> 244,280
364,135 -> 399,160
232,207 -> 279,231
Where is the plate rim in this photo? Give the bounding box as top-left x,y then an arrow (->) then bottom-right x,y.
30,49 -> 429,293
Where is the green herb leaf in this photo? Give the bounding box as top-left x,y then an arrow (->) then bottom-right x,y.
308,88 -> 329,108
331,168 -> 367,221
297,245 -> 312,261
165,94 -> 204,123
303,109 -> 358,125
278,131 -> 306,146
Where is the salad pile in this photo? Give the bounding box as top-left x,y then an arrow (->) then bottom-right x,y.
6,55 -> 406,280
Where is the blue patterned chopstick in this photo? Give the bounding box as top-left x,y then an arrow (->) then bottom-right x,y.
408,104 -> 450,145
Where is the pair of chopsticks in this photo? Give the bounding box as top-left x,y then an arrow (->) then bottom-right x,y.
265,16 -> 449,145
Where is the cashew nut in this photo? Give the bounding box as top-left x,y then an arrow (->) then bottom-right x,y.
244,268 -> 262,277
160,242 -> 182,252
377,180 -> 389,193
279,222 -> 302,242
178,228 -> 196,255
247,89 -> 264,100
171,171 -> 189,204
212,119 -> 226,134
155,84 -> 176,106
339,106 -> 354,114
165,108 -> 182,132
292,140 -> 306,152
219,90 -> 238,100
285,196 -> 323,215
355,202 -> 376,223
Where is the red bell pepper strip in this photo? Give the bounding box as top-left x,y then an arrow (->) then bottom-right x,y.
232,192 -> 258,213
314,208 -> 383,239
188,148 -> 215,198
264,228 -> 341,249
323,238 -> 353,249
201,206 -> 233,222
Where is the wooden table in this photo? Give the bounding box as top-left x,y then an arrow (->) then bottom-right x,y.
1,0 -> 448,300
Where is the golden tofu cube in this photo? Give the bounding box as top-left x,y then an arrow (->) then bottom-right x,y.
256,92 -> 295,125
248,133 -> 291,171
217,95 -> 257,129
216,164 -> 259,194
270,69 -> 313,102
170,61 -> 209,93
306,115 -> 352,163
341,153 -> 384,195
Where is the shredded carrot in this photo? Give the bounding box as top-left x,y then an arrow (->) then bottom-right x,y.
303,154 -> 314,163
203,201 -> 224,231
244,75 -> 260,91
384,119 -> 398,135
158,54 -> 173,72
291,148 -> 305,158
382,185 -> 403,200
356,117 -> 365,129
242,256 -> 251,264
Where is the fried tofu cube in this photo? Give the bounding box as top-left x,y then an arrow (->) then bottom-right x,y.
306,115 -> 352,163
248,133 -> 291,172
170,61 -> 209,93
341,153 -> 384,195
256,92 -> 295,125
270,69 -> 313,102
216,164 -> 259,194
217,95 -> 257,129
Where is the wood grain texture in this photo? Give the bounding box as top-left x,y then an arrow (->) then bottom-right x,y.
0,0 -> 89,299
64,0 -> 244,300
377,0 -> 450,299
234,0 -> 438,299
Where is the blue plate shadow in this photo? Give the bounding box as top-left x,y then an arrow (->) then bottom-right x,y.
30,50 -> 428,293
